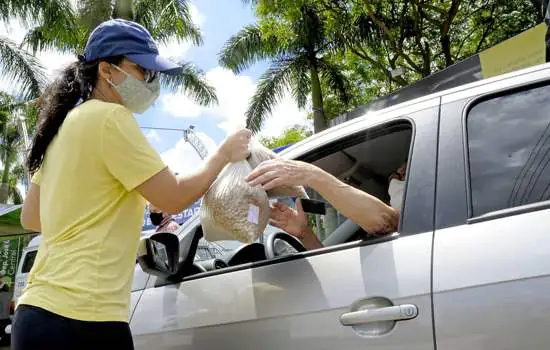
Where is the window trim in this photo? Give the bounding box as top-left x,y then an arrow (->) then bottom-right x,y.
296,117 -> 415,234
155,233 -> 400,287
467,200 -> 550,224
463,80 -> 550,220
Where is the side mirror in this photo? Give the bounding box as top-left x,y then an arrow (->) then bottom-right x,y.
137,232 -> 179,278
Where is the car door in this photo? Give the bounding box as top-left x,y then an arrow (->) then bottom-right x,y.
433,65 -> 550,349
130,262 -> 150,319
130,101 -> 439,350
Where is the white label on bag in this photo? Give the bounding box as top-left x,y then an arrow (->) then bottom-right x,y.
247,204 -> 260,224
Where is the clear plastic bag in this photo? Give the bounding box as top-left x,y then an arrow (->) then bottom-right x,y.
246,139 -> 308,199
200,160 -> 270,243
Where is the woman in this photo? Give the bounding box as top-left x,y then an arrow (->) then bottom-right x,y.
14,19 -> 251,350
246,159 -> 398,250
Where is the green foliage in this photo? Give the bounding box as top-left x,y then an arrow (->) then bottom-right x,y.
240,0 -> 543,133
259,125 -> 312,149
220,1 -> 353,133
0,92 -> 35,204
5,0 -> 216,106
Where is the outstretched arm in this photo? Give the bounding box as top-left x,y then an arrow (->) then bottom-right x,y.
248,159 -> 399,234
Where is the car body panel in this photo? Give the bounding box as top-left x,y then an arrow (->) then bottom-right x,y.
433,210 -> 550,350
433,65 -> 550,349
131,232 -> 434,350
131,103 -> 440,349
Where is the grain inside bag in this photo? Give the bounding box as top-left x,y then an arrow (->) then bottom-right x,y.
200,160 -> 270,243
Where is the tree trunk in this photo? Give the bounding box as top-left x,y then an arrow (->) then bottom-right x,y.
310,64 -> 327,133
113,0 -> 134,20
0,156 -> 11,204
79,0 -> 113,32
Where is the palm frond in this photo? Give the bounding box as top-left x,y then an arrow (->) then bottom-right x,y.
289,57 -> 310,109
219,24 -> 283,74
160,60 -> 218,106
0,36 -> 47,100
0,0 -> 56,22
135,0 -> 203,47
317,59 -> 351,105
22,0 -> 81,53
10,164 -> 26,182
8,186 -> 23,205
246,59 -> 294,133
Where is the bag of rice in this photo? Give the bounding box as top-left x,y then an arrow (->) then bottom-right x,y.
200,160 -> 270,243
246,139 -> 308,199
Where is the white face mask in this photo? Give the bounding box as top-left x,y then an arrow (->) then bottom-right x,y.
107,65 -> 160,114
388,178 -> 405,211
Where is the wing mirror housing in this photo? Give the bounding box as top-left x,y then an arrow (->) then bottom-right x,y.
137,232 -> 179,278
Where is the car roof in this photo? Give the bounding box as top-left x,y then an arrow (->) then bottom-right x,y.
277,62 -> 550,158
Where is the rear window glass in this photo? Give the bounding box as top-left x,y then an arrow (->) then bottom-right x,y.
21,250 -> 37,273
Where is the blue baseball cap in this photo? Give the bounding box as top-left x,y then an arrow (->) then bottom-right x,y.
83,18 -> 182,75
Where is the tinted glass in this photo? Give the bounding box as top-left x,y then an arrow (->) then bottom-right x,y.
467,84 -> 550,217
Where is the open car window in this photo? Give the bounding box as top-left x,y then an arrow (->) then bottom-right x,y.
201,120 -> 412,255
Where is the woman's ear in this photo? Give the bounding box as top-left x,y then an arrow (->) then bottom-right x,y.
97,61 -> 112,81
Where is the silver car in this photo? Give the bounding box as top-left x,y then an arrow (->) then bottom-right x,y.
132,62 -> 550,350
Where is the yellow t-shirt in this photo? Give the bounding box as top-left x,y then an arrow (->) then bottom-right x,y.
18,99 -> 166,322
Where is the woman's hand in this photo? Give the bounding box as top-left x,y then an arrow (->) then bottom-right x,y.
217,128 -> 252,163
270,200 -> 309,239
246,159 -> 317,191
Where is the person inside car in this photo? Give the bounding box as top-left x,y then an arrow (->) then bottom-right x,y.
149,204 -> 181,234
247,159 -> 400,250
387,161 -> 407,211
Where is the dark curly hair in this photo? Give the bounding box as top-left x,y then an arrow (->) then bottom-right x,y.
26,55 -> 125,174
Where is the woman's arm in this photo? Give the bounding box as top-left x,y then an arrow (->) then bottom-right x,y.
137,151 -> 231,214
101,107 -> 252,215
21,183 -> 41,232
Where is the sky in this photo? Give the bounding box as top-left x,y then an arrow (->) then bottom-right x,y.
0,0 -> 310,175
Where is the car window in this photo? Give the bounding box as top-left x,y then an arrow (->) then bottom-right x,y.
467,83 -> 550,217
21,250 -> 37,273
202,121 -> 412,251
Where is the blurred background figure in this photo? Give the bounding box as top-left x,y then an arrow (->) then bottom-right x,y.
149,204 -> 181,234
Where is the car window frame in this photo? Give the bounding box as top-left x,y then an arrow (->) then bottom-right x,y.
463,80 -> 550,224
150,108 -> 442,288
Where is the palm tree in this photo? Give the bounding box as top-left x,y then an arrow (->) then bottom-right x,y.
0,0 -> 61,100
19,0 -> 217,106
0,92 -> 32,204
219,3 -> 350,133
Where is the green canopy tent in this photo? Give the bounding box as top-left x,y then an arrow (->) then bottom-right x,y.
0,205 -> 34,237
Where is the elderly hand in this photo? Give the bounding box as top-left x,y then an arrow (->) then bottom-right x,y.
270,200 -> 309,239
246,159 -> 316,191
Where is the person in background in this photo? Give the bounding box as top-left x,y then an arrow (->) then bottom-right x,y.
16,18 -> 251,350
247,159 -> 399,250
0,273 -> 9,292
149,204 -> 180,233
387,162 -> 407,212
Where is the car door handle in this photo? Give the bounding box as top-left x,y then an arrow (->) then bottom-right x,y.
340,304 -> 418,326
